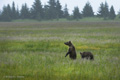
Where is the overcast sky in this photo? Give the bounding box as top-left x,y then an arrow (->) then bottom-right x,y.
0,0 -> 119,14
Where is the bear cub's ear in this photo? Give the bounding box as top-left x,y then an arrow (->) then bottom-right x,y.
69,41 -> 71,44
80,52 -> 82,55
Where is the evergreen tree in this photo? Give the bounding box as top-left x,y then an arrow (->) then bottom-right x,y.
73,7 -> 82,20
16,6 -> 20,19
118,10 -> 120,18
104,2 -> 109,19
63,4 -> 69,19
48,0 -> 57,19
0,6 -> 11,21
0,10 -> 1,15
97,2 -> 109,19
0,10 -> 1,20
21,3 -> 30,19
11,2 -> 17,19
118,10 -> 120,15
97,2 -> 104,17
82,2 -> 94,17
7,4 -> 12,18
31,0 -> 43,20
56,0 -> 63,20
43,4 -> 49,20
109,6 -> 116,19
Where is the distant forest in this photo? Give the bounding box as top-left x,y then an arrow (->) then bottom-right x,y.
0,0 -> 119,21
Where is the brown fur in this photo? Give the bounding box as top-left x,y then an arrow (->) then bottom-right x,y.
64,41 -> 77,59
80,52 -> 94,60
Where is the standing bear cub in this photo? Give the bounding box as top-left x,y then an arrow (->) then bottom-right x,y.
64,41 -> 77,59
80,52 -> 94,60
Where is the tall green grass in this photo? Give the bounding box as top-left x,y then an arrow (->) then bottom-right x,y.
0,22 -> 120,80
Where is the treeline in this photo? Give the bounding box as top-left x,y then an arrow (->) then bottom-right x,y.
0,0 -> 119,21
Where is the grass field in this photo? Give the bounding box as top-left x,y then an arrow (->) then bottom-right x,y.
12,17 -> 120,22
0,21 -> 120,80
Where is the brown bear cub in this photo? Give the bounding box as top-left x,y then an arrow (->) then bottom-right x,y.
80,52 -> 94,60
64,41 -> 77,59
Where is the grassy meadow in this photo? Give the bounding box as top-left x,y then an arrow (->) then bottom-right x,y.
0,21 -> 120,80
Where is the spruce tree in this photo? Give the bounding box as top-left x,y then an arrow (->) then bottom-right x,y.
0,11 -> 1,20
63,4 -> 69,19
43,4 -> 49,20
56,0 -> 63,20
7,4 -> 12,18
11,2 -> 17,19
104,2 -> 109,19
73,7 -> 81,20
109,6 -> 116,19
97,2 -> 104,17
48,0 -> 56,19
16,6 -> 20,19
118,10 -> 120,18
97,2 -> 109,20
21,3 -> 30,19
31,0 -> 43,20
0,6 -> 11,21
82,2 -> 94,17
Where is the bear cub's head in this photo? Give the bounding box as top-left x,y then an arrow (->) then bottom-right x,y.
80,52 -> 83,55
64,41 -> 72,46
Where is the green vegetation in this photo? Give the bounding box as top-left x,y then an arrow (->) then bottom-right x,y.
12,17 -> 120,22
0,22 -> 120,80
